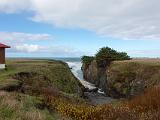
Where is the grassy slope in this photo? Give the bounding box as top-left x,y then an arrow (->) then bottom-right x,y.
0,59 -> 82,120
108,59 -> 160,97
44,59 -> 160,120
1,59 -> 160,120
0,59 -> 82,94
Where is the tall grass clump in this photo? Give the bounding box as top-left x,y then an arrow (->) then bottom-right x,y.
127,85 -> 160,112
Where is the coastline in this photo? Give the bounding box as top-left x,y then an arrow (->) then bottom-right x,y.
66,60 -> 116,105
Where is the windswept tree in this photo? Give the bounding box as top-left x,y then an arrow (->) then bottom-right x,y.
81,56 -> 94,68
81,47 -> 131,68
95,47 -> 131,67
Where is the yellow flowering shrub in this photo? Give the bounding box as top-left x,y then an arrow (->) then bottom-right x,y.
43,85 -> 160,120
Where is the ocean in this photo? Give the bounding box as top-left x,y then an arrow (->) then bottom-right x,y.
54,58 -> 113,104
53,57 -> 97,90
53,58 -> 82,79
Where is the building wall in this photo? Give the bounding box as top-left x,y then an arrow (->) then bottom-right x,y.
0,48 -> 5,64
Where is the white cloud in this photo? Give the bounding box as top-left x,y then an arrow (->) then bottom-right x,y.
0,32 -> 52,45
1,0 -> 160,40
49,46 -> 84,57
0,31 -> 53,54
15,44 -> 42,53
10,44 -> 84,56
0,31 -> 83,56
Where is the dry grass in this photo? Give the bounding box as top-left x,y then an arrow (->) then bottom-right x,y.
107,59 -> 160,98
43,85 -> 160,120
0,91 -> 60,120
1,59 -> 160,119
127,85 -> 160,112
115,58 -> 160,65
23,111 -> 45,120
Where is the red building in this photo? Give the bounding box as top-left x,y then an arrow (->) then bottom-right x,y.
0,43 -> 10,69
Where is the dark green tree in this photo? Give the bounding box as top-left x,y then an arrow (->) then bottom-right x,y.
81,56 -> 94,66
95,47 -> 131,67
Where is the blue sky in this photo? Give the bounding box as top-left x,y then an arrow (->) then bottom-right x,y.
0,0 -> 160,58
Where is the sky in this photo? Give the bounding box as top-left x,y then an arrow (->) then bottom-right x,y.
0,0 -> 160,58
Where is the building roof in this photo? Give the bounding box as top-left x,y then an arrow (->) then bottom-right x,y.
0,43 -> 10,48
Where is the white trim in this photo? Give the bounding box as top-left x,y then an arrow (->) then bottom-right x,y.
0,64 -> 5,69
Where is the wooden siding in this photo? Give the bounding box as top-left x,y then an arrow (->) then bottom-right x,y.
0,48 -> 5,64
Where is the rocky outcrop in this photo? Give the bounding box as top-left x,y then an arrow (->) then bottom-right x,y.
82,60 -> 160,98
82,60 -> 115,97
82,60 -> 108,93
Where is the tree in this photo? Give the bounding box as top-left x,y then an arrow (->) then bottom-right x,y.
95,47 -> 131,67
81,56 -> 94,66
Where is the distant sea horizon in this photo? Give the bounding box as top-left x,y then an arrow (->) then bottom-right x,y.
7,57 -> 81,62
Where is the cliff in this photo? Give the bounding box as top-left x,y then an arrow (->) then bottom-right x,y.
82,60 -> 107,93
0,59 -> 84,96
82,59 -> 160,98
0,59 -> 85,119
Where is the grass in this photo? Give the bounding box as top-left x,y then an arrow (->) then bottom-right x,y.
0,59 -> 83,120
127,85 -> 160,112
0,91 -> 60,120
107,59 -> 160,98
1,58 -> 160,120
0,59 -> 82,94
42,84 -> 160,120
40,58 -> 160,120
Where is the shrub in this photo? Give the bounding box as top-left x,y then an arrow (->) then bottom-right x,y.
95,47 -> 131,67
81,47 -> 130,68
43,85 -> 160,120
81,56 -> 94,66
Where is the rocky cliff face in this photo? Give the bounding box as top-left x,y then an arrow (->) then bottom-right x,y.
82,60 -> 108,93
82,60 -> 160,98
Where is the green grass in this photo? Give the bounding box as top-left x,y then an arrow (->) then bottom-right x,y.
0,59 -> 83,120
0,59 -> 82,94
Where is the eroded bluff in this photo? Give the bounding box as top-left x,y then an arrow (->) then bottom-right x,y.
82,60 -> 160,98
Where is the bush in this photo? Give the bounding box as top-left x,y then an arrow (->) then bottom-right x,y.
96,47 -> 130,62
81,47 -> 130,68
95,47 -> 131,67
117,52 -> 131,60
43,85 -> 160,120
81,56 -> 94,66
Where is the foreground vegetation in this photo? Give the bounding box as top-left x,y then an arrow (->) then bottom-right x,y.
0,59 -> 83,120
0,91 -> 60,120
0,59 -> 160,120
44,85 -> 160,120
